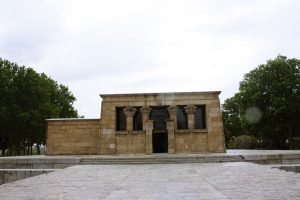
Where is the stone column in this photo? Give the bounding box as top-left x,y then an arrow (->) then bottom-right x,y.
123,106 -> 137,154
123,106 -> 137,132
140,107 -> 152,131
167,106 -> 178,129
184,105 -> 197,129
167,106 -> 178,154
166,120 -> 175,154
145,120 -> 153,154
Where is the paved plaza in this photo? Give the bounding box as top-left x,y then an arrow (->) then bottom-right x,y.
0,162 -> 299,199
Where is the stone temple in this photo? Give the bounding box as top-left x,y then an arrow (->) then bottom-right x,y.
46,91 -> 226,155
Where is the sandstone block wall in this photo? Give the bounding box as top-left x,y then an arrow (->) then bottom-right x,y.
175,131 -> 208,153
100,91 -> 226,154
207,100 -> 226,152
46,119 -> 100,155
46,91 -> 225,155
115,131 -> 146,154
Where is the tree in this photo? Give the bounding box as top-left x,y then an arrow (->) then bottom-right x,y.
222,94 -> 245,146
223,55 -> 300,149
0,58 -> 78,156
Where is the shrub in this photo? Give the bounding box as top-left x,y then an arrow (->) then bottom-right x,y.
292,137 -> 300,150
228,135 -> 258,149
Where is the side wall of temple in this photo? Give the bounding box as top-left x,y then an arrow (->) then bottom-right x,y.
46,119 -> 100,155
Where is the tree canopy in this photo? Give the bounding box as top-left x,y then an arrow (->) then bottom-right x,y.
0,58 -> 78,156
223,55 -> 300,149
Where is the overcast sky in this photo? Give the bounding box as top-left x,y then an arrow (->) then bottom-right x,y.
1,0 -> 299,118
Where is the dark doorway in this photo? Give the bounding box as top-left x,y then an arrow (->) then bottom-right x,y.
152,132 -> 168,153
150,107 -> 169,153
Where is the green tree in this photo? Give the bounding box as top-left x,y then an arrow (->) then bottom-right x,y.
223,55 -> 300,149
222,94 -> 245,147
0,58 -> 78,156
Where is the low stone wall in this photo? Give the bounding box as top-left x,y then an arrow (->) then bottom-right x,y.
276,165 -> 300,173
0,157 -> 79,185
0,157 -> 80,169
46,119 -> 100,155
243,154 -> 300,164
115,131 -> 210,154
0,169 -> 57,185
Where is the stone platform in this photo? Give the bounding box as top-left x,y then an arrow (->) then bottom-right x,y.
1,150 -> 300,168
0,150 -> 300,199
0,162 -> 300,199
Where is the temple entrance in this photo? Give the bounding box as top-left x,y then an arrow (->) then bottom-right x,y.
152,131 -> 168,153
149,107 -> 170,153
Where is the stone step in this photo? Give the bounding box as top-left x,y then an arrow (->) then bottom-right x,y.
79,156 -> 243,164
79,154 -> 300,165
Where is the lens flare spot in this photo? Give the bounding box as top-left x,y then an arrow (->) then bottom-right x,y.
245,107 -> 262,124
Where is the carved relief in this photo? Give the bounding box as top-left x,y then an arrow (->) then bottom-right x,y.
167,106 -> 178,116
184,105 -> 197,114
123,106 -> 137,117
140,107 -> 152,120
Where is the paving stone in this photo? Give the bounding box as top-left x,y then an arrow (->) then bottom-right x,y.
0,162 -> 299,199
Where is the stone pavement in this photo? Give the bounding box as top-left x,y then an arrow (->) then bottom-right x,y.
0,162 -> 299,200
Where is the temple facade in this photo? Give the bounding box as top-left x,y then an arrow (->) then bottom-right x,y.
46,91 -> 226,155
